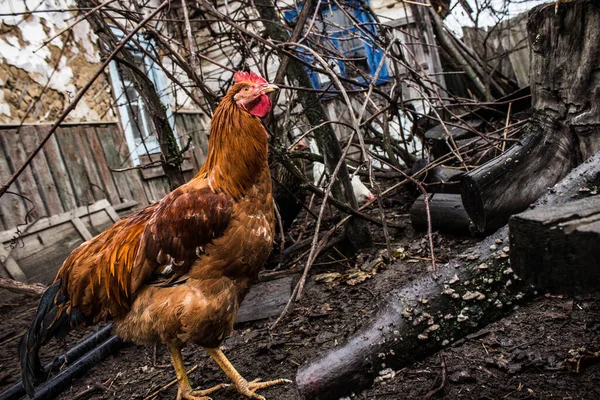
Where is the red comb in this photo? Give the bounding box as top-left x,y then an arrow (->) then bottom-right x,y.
233,71 -> 268,85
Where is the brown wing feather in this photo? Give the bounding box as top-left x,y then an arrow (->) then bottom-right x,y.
56,178 -> 233,322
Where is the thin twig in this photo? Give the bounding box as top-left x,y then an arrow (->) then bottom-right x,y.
423,354 -> 447,399
502,102 -> 513,153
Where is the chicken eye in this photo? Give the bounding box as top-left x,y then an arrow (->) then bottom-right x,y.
244,87 -> 250,92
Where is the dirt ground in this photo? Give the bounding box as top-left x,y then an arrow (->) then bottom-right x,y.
1,195 -> 599,400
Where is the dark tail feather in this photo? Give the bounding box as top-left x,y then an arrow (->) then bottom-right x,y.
18,280 -> 70,398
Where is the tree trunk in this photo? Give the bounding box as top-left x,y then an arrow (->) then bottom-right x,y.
296,147 -> 600,400
461,0 -> 600,233
253,0 -> 371,248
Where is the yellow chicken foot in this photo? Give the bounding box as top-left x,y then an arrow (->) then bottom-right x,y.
205,348 -> 291,400
168,344 -> 228,400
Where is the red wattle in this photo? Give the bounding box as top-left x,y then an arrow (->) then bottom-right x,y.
248,94 -> 272,118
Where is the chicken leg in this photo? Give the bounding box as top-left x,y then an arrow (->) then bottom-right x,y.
205,348 -> 291,400
168,344 -> 228,400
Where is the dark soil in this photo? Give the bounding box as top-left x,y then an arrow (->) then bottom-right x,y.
1,197 -> 599,400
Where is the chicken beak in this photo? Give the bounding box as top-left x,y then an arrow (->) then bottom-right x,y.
261,84 -> 279,94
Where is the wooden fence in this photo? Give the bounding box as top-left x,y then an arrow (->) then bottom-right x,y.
0,112 -> 209,232
462,13 -> 530,88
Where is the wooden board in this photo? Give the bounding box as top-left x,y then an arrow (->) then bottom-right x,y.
55,127 -> 94,206
139,154 -> 195,180
236,276 -> 294,324
86,125 -> 121,206
72,125 -> 105,201
95,125 -> 133,203
107,124 -> 148,205
0,200 -> 119,284
0,128 -> 47,220
19,126 -> 64,216
35,127 -> 78,212
0,142 -> 28,229
175,113 -> 208,170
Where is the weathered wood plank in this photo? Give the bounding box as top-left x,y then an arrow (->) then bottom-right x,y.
177,113 -> 208,170
37,127 -> 78,212
71,217 -> 94,241
0,135 -> 28,229
236,276 -> 293,323
20,126 -> 64,216
0,246 -> 26,281
105,205 -> 121,223
139,156 -> 194,180
1,128 -> 47,220
72,125 -> 105,201
107,124 -> 148,205
182,116 -> 203,170
56,127 -> 94,206
11,223 -> 83,284
87,125 -> 121,206
510,195 -> 600,294
3,201 -> 117,284
95,125 -> 132,203
144,177 -> 168,204
0,199 -> 112,243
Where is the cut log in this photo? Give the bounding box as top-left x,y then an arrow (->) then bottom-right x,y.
461,116 -> 573,233
297,230 -> 529,400
461,0 -> 600,233
510,196 -> 600,294
425,167 -> 463,194
410,194 -> 471,234
296,148 -> 600,399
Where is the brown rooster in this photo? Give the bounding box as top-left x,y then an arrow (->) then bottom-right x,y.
19,71 -> 289,400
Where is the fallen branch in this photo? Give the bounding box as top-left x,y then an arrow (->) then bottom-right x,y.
0,277 -> 46,296
296,148 -> 600,399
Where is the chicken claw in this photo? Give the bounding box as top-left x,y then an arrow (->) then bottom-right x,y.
231,377 -> 292,399
169,344 -> 228,400
206,348 -> 291,399
177,383 -> 228,400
